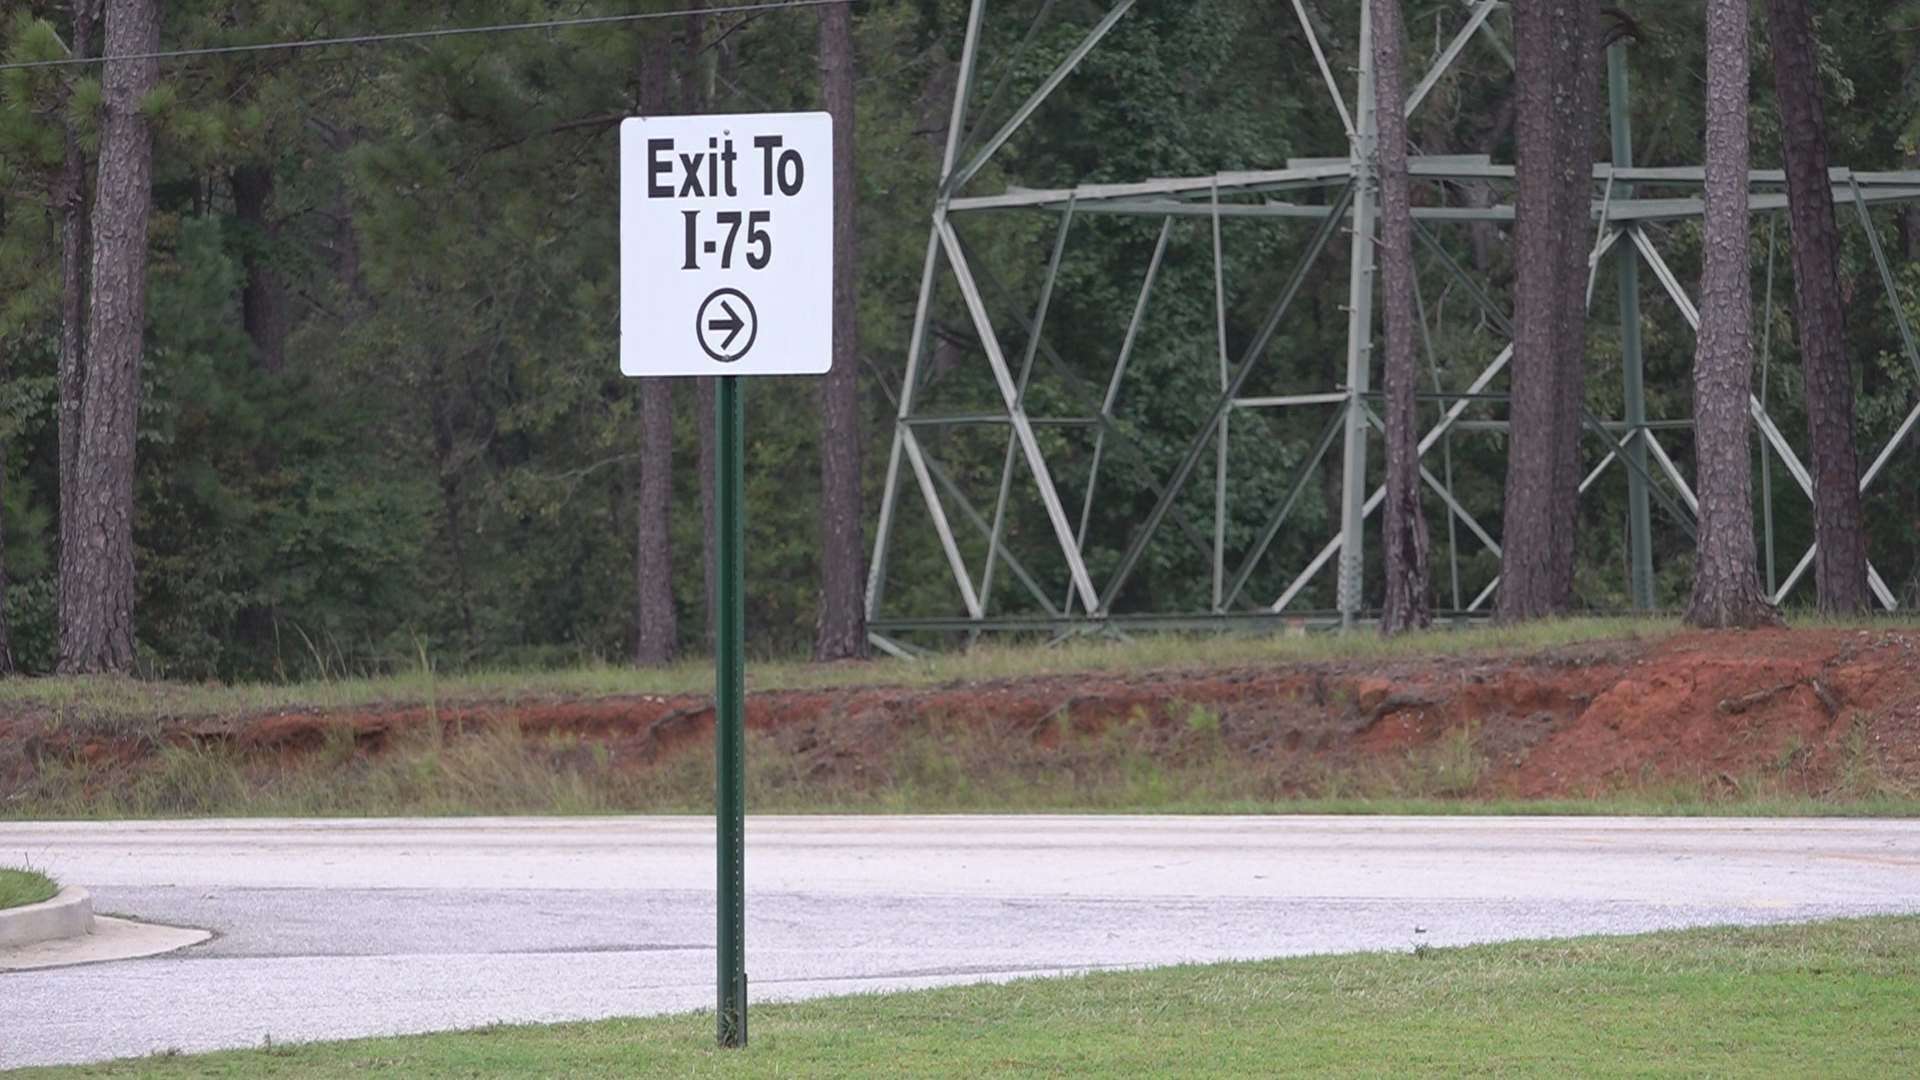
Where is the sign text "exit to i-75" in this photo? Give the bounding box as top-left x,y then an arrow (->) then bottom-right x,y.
621,113 -> 833,378
651,135 -> 801,270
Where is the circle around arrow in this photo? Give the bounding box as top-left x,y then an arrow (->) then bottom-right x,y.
696,288 -> 759,364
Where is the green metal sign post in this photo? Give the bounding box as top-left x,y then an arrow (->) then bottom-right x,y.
715,374 -> 747,1047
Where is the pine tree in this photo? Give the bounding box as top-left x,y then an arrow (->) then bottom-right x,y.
54,0 -> 98,663
0,329 -> 12,674
685,2 -> 721,656
1765,0 -> 1870,614
1686,0 -> 1777,629
1373,0 -> 1428,635
1500,0 -> 1598,622
635,24 -> 678,666
230,163 -> 287,374
814,0 -> 868,661
60,0 -> 160,673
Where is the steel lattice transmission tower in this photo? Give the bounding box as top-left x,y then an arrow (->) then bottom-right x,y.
862,0 -> 1920,652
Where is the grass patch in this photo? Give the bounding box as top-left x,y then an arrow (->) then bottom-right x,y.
17,916 -> 1920,1077
0,618 -> 1677,731
0,866 -> 57,909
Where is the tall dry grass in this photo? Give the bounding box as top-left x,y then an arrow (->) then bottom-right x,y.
11,696 -> 1915,820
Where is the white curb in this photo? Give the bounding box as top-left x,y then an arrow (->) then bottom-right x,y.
0,886 -> 94,948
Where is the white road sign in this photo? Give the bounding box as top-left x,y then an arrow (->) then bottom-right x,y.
621,112 -> 833,377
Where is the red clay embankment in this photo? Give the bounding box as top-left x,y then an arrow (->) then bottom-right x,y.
3,627 -> 1917,801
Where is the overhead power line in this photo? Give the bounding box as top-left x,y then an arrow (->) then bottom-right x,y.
0,0 -> 841,72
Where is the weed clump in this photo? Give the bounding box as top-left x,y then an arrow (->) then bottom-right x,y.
0,865 -> 58,909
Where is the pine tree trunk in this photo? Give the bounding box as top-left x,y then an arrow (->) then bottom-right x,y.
1500,0 -> 1597,622
698,376 -> 718,654
231,164 -> 288,375
636,381 -> 676,665
60,0 -> 159,674
0,332 -> 13,675
55,0 -> 98,663
1687,0 -> 1777,629
685,1 -> 720,656
635,27 -> 678,666
1372,0 -> 1429,636
681,2 -> 706,115
427,370 -> 476,647
1501,0 -> 1576,621
1765,0 -> 1869,614
1548,2 -> 1600,601
813,0 -> 868,662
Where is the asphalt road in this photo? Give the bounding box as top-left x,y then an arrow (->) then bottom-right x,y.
4,815 -> 1918,1069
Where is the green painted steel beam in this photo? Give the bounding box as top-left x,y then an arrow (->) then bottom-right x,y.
1221,406 -> 1346,611
1611,43 -> 1655,611
957,230 -> 1225,581
1099,183 -> 1356,615
943,0 -> 1139,197
921,455 -> 1063,619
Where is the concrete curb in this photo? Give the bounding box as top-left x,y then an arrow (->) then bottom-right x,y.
0,886 -> 94,948
2,915 -> 211,972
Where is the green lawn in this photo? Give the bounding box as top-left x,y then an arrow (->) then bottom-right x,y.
0,866 -> 57,909
20,916 -> 1919,1078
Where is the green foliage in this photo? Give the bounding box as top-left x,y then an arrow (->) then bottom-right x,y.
2,1 -> 1920,677
133,214 -> 432,678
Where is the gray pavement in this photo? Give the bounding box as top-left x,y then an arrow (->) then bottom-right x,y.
3,815 -> 1918,1069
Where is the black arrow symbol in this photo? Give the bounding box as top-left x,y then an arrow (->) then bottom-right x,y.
707,301 -> 745,351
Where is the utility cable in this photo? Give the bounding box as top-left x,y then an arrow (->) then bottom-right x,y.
0,0 -> 840,72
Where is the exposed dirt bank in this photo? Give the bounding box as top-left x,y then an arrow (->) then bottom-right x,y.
4,627 -> 1918,806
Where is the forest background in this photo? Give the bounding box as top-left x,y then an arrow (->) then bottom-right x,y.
1,0 -> 1918,681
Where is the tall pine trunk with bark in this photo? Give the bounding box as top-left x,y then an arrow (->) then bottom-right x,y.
1373,0 -> 1429,635
635,27 -> 678,666
55,0 -> 98,660
697,377 -> 717,653
1687,0 -> 1777,629
231,164 -> 288,374
1549,3 -> 1601,598
813,0 -> 868,661
61,0 -> 160,674
685,2 -> 721,656
0,334 -> 12,674
1500,0 -> 1597,622
1765,0 -> 1869,613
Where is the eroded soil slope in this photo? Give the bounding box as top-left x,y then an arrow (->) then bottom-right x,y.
5,627 -> 1918,804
